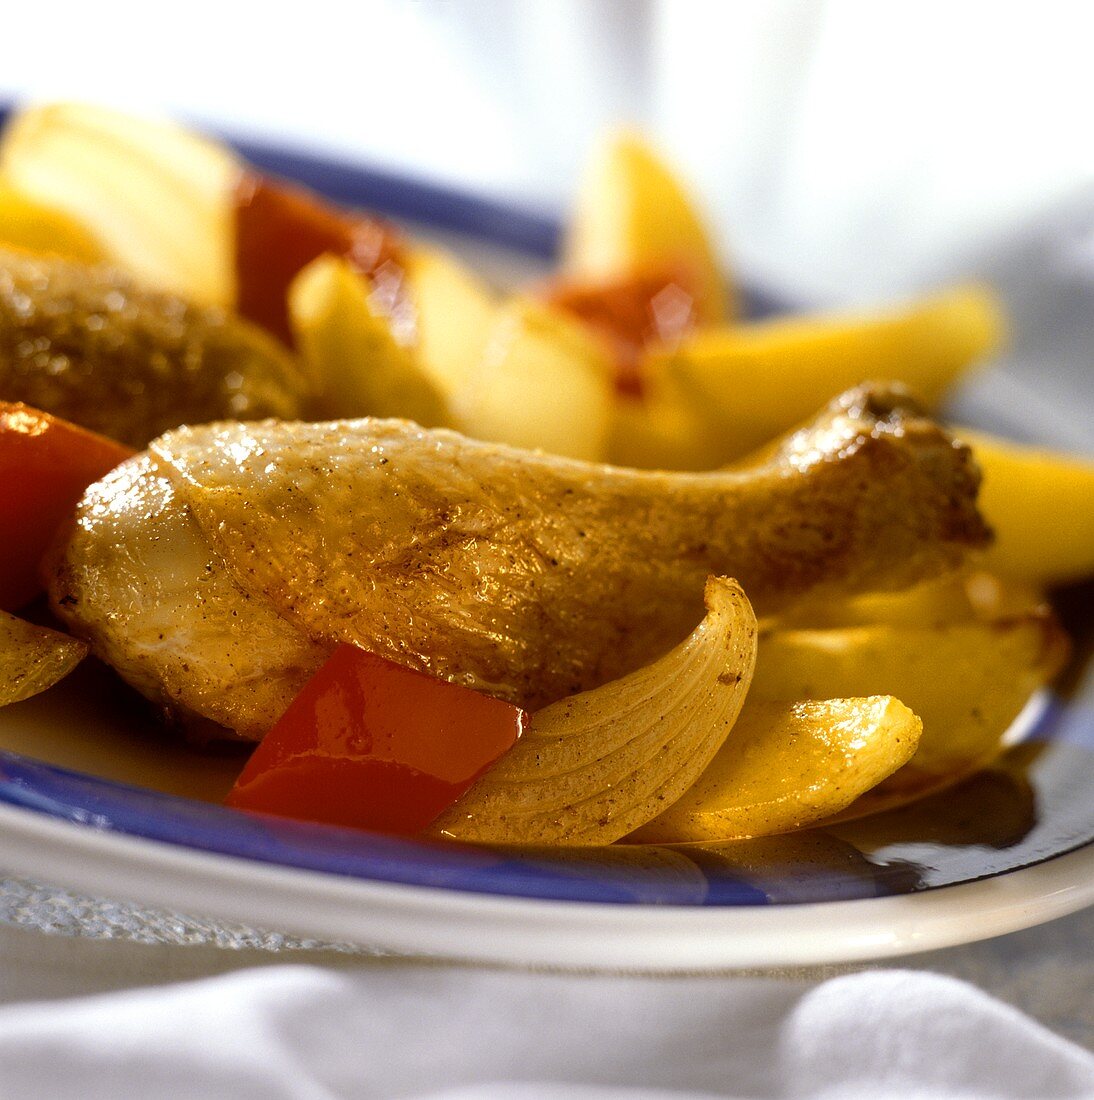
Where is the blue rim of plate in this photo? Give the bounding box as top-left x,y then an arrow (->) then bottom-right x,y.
0,108 -> 1091,907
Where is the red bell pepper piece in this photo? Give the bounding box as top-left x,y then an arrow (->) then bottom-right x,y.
0,402 -> 134,611
234,171 -> 406,346
226,646 -> 526,835
542,266 -> 700,399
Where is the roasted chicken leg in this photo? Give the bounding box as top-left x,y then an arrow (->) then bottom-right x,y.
0,249 -> 308,447
51,383 -> 989,735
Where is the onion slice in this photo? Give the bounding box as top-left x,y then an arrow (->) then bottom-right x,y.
0,610 -> 87,707
430,577 -> 757,846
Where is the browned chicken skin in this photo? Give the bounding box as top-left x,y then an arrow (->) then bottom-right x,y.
0,249 -> 307,447
50,382 -> 988,735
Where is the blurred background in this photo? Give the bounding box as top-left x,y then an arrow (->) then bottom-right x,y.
3,0 -> 1091,447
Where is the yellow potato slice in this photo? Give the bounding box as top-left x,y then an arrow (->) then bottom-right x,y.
0,185 -> 104,263
450,298 -> 614,461
605,375 -> 725,471
958,428 -> 1094,586
402,245 -> 498,400
631,696 -> 920,842
0,610 -> 87,707
646,284 -> 1004,465
752,614 -> 1068,791
429,577 -> 757,846
288,253 -> 446,426
563,131 -> 728,324
0,102 -> 240,305
774,570 -> 1046,630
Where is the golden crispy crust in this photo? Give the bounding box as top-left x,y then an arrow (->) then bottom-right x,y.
98,381 -> 991,715
0,249 -> 307,447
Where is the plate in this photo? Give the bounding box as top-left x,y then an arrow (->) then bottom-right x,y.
0,117 -> 1092,971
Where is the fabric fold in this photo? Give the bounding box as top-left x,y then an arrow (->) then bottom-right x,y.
0,963 -> 1089,1099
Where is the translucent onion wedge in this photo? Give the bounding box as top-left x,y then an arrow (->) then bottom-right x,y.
0,102 -> 240,305
288,253 -> 446,426
631,696 -> 921,842
429,577 -> 757,845
0,610 -> 87,706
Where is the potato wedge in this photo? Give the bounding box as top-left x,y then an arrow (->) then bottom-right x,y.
0,102 -> 240,305
402,245 -> 498,400
563,131 -> 728,324
958,428 -> 1094,585
773,570 -> 1046,631
450,298 -> 614,461
831,741 -> 1041,840
0,610 -> 87,706
647,285 -> 1004,465
0,185 -> 104,263
288,253 -> 446,426
752,614 -> 1068,788
605,374 -> 725,471
631,696 -> 920,842
429,577 -> 756,846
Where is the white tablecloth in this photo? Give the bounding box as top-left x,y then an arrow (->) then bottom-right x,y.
0,904 -> 1092,1098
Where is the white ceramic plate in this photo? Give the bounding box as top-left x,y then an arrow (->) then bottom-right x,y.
0,124 -> 1092,971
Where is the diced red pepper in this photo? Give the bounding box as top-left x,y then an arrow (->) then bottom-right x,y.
234,171 -> 407,346
226,646 -> 526,835
0,403 -> 134,611
542,266 -> 700,399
